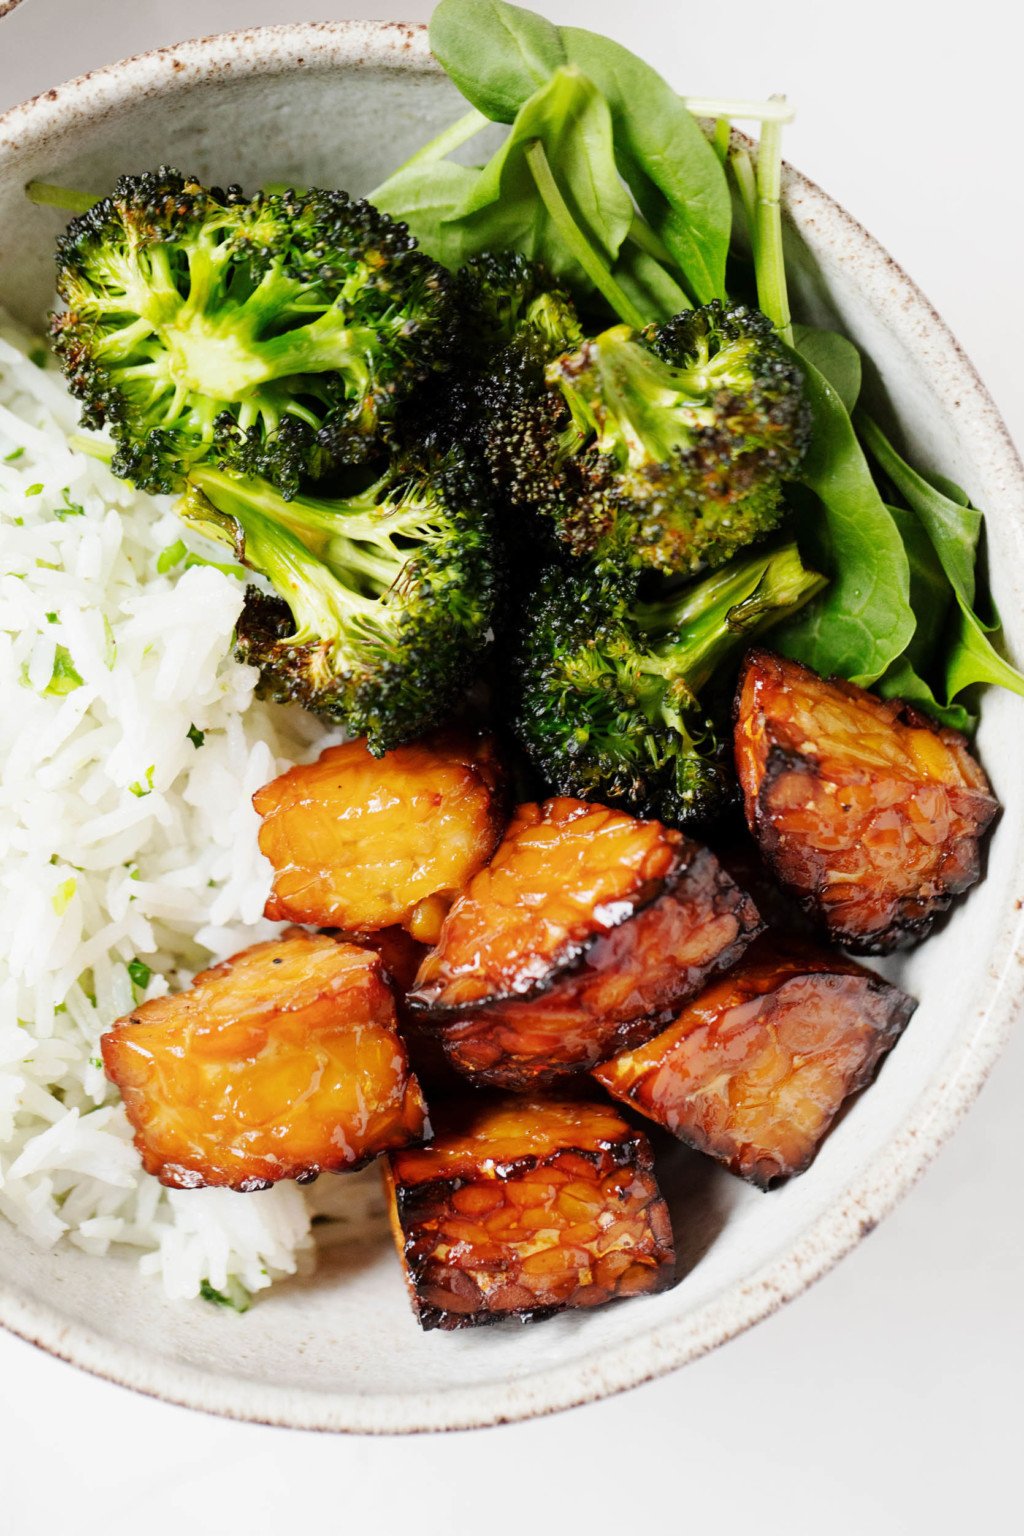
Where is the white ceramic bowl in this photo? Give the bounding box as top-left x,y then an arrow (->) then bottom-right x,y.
1,21 -> 1022,1434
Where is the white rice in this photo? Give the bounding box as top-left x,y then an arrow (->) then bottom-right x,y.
0,308 -> 348,1305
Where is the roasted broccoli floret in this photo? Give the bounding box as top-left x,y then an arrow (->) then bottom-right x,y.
470,273 -> 584,525
512,542 -> 825,826
178,448 -> 497,754
50,168 -> 454,495
456,252 -> 582,362
402,253 -> 582,461
483,301 -> 811,575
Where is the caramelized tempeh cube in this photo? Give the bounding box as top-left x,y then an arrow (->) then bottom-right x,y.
344,926 -> 455,1091
410,798 -> 761,1088
101,932 -> 428,1190
385,1094 -> 675,1329
711,829 -> 816,937
253,731 -> 505,941
344,925 -> 429,996
594,936 -> 916,1187
734,649 -> 999,953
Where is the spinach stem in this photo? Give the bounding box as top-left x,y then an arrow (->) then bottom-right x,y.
712,117 -> 731,167
753,109 -> 793,343
381,108 -> 490,179
682,95 -> 795,124
620,215 -> 693,310
625,214 -> 676,270
729,145 -> 759,252
624,216 -> 694,310
25,180 -> 99,214
525,139 -> 648,330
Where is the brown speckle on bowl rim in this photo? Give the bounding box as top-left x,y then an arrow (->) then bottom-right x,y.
0,20 -> 1022,1435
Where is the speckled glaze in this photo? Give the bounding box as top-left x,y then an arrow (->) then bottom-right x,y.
1,22 -> 1022,1435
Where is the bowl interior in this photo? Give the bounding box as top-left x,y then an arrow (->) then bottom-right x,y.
1,24 -> 1022,1433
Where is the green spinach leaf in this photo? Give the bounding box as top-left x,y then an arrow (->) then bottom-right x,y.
430,0 -> 565,123
875,501 -> 972,731
858,412 -> 981,600
370,159 -> 480,268
923,469 -> 970,506
792,325 -> 862,414
878,657 -> 974,733
946,608 -> 1024,700
858,413 -> 1024,705
559,27 -> 731,304
773,353 -> 913,684
447,67 -> 634,296
429,0 -> 730,307
610,240 -> 694,325
883,500 -> 952,664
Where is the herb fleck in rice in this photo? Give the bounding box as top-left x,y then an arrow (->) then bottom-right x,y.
0,311 -> 347,1302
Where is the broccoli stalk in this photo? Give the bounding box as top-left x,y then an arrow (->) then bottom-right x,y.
555,322 -> 768,461
513,541 -> 825,826
179,455 -> 497,754
630,541 -> 826,715
51,170 -> 454,495
187,494 -> 371,700
115,270 -> 383,399
482,300 -> 811,575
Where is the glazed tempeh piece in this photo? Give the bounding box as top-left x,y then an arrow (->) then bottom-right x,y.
410,798 -> 761,1088
385,1094 -> 675,1329
254,731 -> 505,942
344,925 -> 429,996
101,932 -> 428,1190
734,649 -> 999,953
594,936 -> 916,1187
711,829 -> 816,937
343,925 -> 455,1091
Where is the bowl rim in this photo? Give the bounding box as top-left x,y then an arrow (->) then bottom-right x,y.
1,18 -> 1022,1436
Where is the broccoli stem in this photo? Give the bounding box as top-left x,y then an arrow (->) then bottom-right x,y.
69,432 -> 114,463
235,505 -> 379,638
234,382 -> 320,437
229,314 -> 379,387
188,465 -> 432,602
551,325 -> 722,466
98,234 -> 378,399
523,139 -> 649,330
178,483 -> 379,644
753,111 -> 793,344
526,290 -> 584,352
156,300 -> 378,398
25,180 -> 99,214
634,543 -> 826,703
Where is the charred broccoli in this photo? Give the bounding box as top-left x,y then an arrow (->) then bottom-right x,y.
51,168 -> 454,496
456,252 -> 582,362
402,253 -> 582,460
179,448 -> 497,754
482,301 -> 811,575
512,543 -> 825,826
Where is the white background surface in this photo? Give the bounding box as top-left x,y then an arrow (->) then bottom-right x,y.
1,2 -> 1021,1531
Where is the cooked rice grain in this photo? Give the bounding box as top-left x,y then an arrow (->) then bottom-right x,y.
0,312 -> 339,1302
